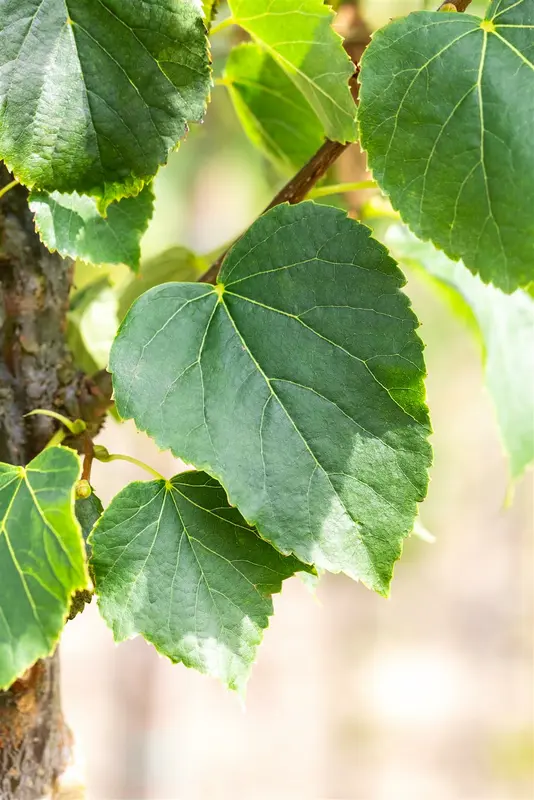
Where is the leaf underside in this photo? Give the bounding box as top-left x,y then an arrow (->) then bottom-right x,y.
30,184 -> 155,270
388,225 -> 534,480
225,43 -> 325,172
358,0 -> 534,292
0,0 -> 211,202
228,0 -> 357,143
111,202 -> 432,595
90,471 -> 309,692
0,447 -> 87,690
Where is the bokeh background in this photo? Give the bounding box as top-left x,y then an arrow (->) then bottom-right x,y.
59,1 -> 533,797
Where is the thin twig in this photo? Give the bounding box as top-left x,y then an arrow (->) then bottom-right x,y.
198,139 -> 350,284
82,433 -> 94,482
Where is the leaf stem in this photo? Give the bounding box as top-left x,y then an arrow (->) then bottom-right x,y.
209,16 -> 236,36
26,409 -> 86,435
438,0 -> 472,9
94,448 -> 167,482
308,180 -> 377,199
0,179 -> 19,201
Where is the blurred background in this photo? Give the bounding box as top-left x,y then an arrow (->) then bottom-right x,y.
59,1 -> 533,797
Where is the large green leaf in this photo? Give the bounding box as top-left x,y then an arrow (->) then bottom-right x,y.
228,0 -> 357,143
387,225 -> 534,480
358,0 -> 534,292
30,185 -> 154,271
111,202 -> 432,595
0,447 -> 88,689
224,44 -> 325,172
90,471 -> 308,691
0,1 -> 211,202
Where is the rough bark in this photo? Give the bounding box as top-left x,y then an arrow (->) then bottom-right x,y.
0,168 -> 110,798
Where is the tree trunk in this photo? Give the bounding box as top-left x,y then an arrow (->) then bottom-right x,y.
0,169 -> 110,797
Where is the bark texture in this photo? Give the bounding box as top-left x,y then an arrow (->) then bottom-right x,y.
0,168 -> 110,798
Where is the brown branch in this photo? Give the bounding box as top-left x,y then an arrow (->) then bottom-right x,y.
198,139 -> 350,284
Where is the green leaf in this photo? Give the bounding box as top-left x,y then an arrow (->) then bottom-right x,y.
358,0 -> 534,293
387,224 -> 534,480
90,471 -> 309,691
203,0 -> 220,26
111,202 -> 432,595
76,490 -> 104,544
0,447 -> 88,690
118,247 -> 206,320
228,0 -> 357,143
30,185 -> 155,271
0,1 -> 211,202
224,44 -> 325,172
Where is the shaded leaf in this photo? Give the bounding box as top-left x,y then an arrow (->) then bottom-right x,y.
119,247 -> 206,320
0,1 -> 211,202
0,447 -> 88,689
228,0 -> 356,143
91,471 -> 309,691
387,224 -> 534,480
224,43 -> 325,172
358,0 -> 534,292
30,185 -> 155,271
111,202 -> 432,595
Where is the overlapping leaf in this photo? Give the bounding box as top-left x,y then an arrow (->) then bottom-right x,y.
224,44 -> 325,172
30,185 -> 154,270
111,202 -> 432,595
0,447 -> 88,689
91,471 -> 308,691
0,0 -> 211,202
358,0 -> 534,292
118,246 -> 206,320
227,0 -> 357,143
387,225 -> 534,480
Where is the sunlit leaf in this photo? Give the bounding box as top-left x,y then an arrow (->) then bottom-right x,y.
388,224 -> 534,480
0,1 -> 211,202
358,0 -> 534,292
30,185 -> 154,271
0,447 -> 88,689
225,44 -> 325,172
91,471 -> 309,691
228,0 -> 357,143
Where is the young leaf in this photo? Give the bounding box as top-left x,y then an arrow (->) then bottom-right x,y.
90,471 -> 309,691
30,185 -> 155,271
111,202 -> 432,595
387,225 -> 534,481
0,447 -> 88,690
227,0 -> 357,143
118,247 -> 207,320
224,44 -> 325,172
358,0 -> 534,293
0,1 -> 211,202
76,490 -> 104,544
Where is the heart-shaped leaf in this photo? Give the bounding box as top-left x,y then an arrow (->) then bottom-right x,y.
90,471 -> 309,691
111,202 -> 432,595
358,0 -> 534,292
0,0 -> 211,202
0,447 -> 88,689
